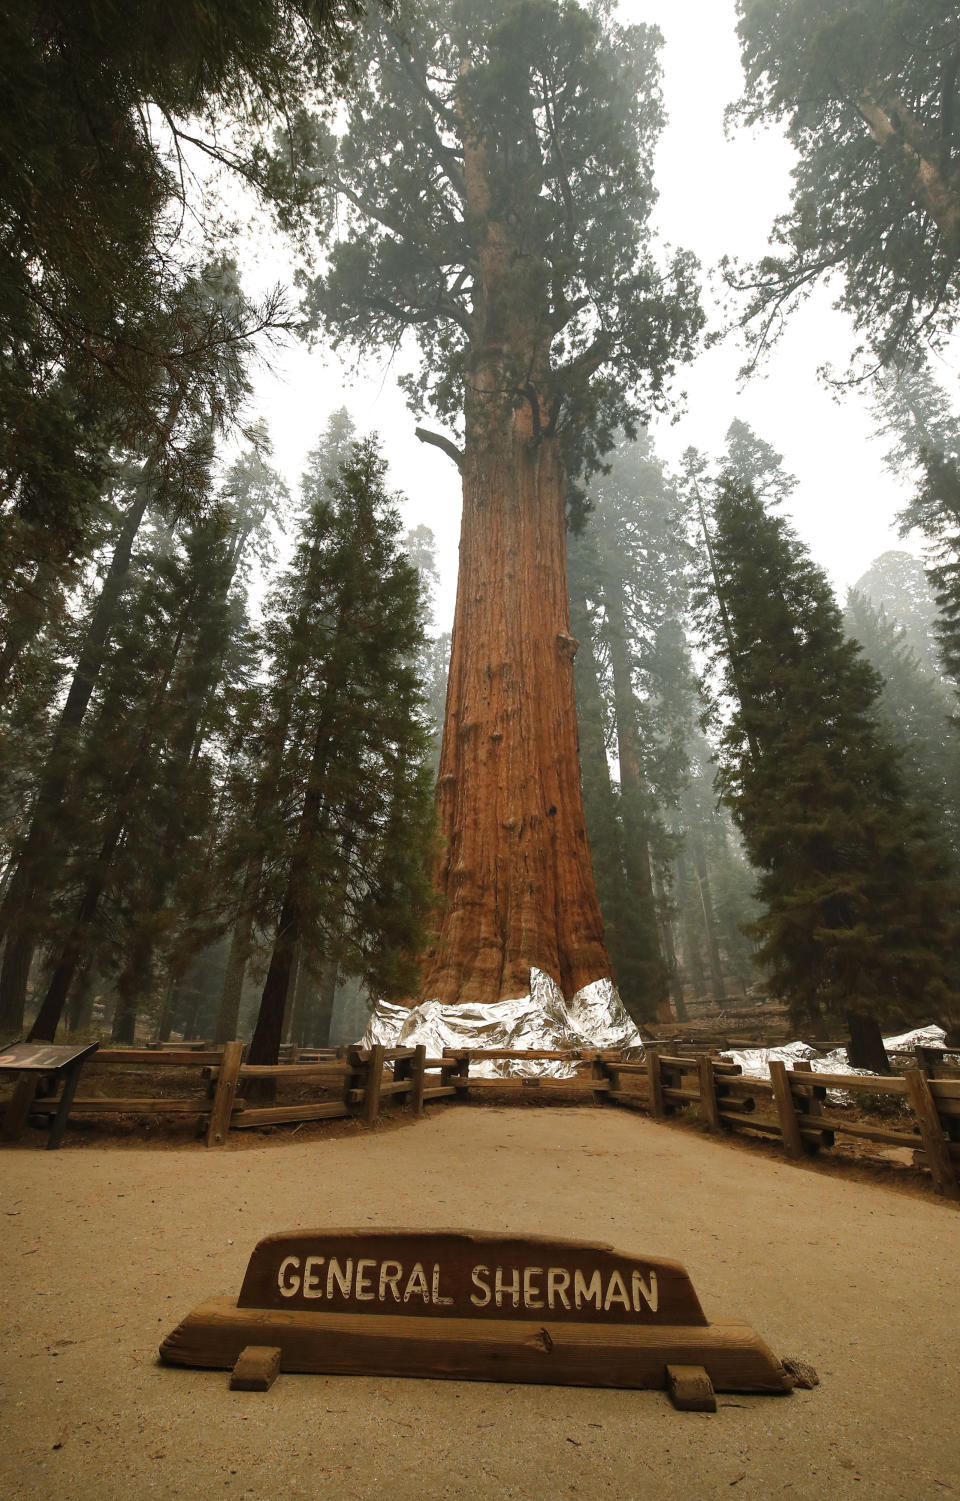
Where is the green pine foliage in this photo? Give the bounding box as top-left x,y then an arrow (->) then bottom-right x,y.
729,0 -> 960,372
234,434 -> 437,1064
853,550 -> 942,676
845,587 -> 960,868
873,361 -> 960,694
302,0 -> 703,474
706,474 -> 958,1036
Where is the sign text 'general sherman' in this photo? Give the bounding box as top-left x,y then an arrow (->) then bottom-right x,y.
237,1229 -> 708,1325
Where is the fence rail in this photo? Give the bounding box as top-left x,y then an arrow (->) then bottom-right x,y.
2,1039 -> 958,1198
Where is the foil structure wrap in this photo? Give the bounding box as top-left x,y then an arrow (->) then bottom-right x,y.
720,1025 -> 953,1102
360,969 -> 643,1077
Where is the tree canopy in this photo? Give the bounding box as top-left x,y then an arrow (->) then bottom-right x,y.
730,0 -> 960,372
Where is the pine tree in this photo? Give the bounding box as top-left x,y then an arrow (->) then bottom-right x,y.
873,361 -> 960,693
729,0 -> 960,373
237,437 -> 436,1067
706,475 -> 958,1067
844,588 -> 960,869
853,550 -> 941,676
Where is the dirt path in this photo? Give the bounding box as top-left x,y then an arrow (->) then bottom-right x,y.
0,1106 -> 957,1500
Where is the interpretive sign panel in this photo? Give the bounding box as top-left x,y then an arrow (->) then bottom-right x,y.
0,1041 -> 99,1073
0,1040 -> 99,1149
161,1228 -> 794,1402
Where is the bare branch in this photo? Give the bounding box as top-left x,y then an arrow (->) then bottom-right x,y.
415,427 -> 463,470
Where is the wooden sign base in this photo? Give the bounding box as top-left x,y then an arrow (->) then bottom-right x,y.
159,1229 -> 794,1407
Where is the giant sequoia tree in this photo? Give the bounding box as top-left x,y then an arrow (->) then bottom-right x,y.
306,0 -> 702,1005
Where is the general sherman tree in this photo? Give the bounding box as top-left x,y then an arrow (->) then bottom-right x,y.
305,0 -> 702,1006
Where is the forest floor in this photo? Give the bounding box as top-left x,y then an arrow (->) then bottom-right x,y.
0,1105 -> 957,1501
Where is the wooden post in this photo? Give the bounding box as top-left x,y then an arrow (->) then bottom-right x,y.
206,1041 -> 244,1149
790,1059 -> 829,1153
697,1055 -> 721,1133
1,1075 -> 40,1142
392,1054 -> 411,1110
449,1051 -> 470,1097
410,1044 -> 427,1116
904,1067 -> 960,1200
363,1044 -> 386,1126
769,1060 -> 805,1161
46,1058 -> 85,1150
590,1056 -> 608,1106
645,1046 -> 665,1120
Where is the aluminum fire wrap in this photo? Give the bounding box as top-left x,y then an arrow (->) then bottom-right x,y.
360,969 -> 643,1077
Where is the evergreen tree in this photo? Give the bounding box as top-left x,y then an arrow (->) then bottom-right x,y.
844,587 -> 960,867
0,267 -> 269,1033
853,550 -> 942,675
729,0 -> 960,372
873,360 -> 960,692
569,436 -> 699,1022
25,434 -> 282,1041
236,437 -> 436,1067
303,0 -> 703,1006
705,474 -> 958,1067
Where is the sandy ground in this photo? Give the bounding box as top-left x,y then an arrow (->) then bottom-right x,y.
0,1105 -> 958,1501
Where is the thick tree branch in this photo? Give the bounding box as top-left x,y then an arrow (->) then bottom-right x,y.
856,92 -> 960,244
415,426 -> 463,470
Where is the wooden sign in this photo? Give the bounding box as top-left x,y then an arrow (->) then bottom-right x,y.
0,1041 -> 99,1073
161,1229 -> 794,1406
0,1040 -> 99,1149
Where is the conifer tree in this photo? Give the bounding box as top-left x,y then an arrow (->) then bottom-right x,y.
705,475 -> 958,1067
303,0 -> 702,1005
568,436 -> 698,1021
25,434 -> 282,1041
236,437 -> 436,1067
729,0 -> 960,372
844,588 -> 960,869
873,361 -> 960,693
853,550 -> 942,676
0,268 -> 268,1033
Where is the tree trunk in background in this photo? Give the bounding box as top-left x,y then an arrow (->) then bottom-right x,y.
421,127 -> 611,1005
311,956 -> 338,1049
652,868 -> 686,1022
65,964 -> 96,1035
248,892 -> 298,1068
0,483 -> 152,1032
690,831 -> 725,1005
603,576 -> 669,1014
215,859 -> 260,1043
675,846 -> 708,1001
846,1012 -> 891,1073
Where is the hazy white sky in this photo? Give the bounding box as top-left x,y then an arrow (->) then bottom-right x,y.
246,0 -> 945,628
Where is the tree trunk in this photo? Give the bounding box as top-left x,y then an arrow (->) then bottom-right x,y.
690,831 -> 725,1005
215,894 -> 257,1045
0,482 -> 152,1032
65,964 -> 96,1035
603,574 -> 669,1014
310,956 -> 338,1049
845,1011 -> 891,1073
421,408 -> 611,1003
248,893 -> 298,1068
421,122 -> 610,1005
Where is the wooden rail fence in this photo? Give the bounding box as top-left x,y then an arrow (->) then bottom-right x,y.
2,1042 -> 958,1198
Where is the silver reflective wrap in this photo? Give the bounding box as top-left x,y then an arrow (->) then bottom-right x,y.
720,1025 -> 954,1103
359,968 -> 643,1076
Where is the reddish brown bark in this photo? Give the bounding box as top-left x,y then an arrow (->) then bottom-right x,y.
419,121 -> 612,1007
